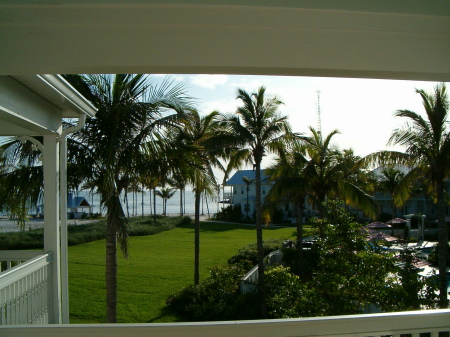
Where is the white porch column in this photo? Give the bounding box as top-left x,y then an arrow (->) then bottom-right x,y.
43,134 -> 61,324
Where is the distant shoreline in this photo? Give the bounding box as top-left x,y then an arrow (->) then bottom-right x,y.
0,213 -> 208,233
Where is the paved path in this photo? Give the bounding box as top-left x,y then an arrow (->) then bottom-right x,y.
0,213 -> 211,233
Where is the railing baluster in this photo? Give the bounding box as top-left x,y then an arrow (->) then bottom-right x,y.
0,252 -> 52,326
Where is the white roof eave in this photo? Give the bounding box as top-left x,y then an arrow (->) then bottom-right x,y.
11,74 -> 97,119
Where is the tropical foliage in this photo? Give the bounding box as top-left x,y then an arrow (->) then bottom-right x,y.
224,86 -> 298,317
377,166 -> 405,219
366,83 -> 450,308
300,127 -> 377,218
0,74 -> 193,322
169,201 -> 441,320
155,187 -> 176,216
169,109 -> 231,284
264,129 -> 378,276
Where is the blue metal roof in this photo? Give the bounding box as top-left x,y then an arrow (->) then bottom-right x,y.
225,169 -> 269,186
67,196 -> 91,208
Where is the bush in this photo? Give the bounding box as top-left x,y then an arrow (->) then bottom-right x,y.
166,264 -> 259,321
0,215 -> 191,250
265,266 -> 307,318
228,238 -> 285,270
89,212 -> 102,219
213,204 -> 242,222
0,231 -> 44,250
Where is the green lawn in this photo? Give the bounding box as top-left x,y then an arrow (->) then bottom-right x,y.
69,222 -> 296,323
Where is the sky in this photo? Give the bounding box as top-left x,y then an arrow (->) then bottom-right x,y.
160,74 -> 445,181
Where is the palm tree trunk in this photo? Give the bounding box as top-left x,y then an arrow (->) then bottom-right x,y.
149,188 -> 152,216
194,189 -> 201,285
296,196 -> 305,278
105,220 -> 117,322
132,191 -> 135,216
436,180 -> 448,308
180,188 -> 183,216
153,188 -> 156,222
246,187 -> 249,218
201,194 -> 204,215
105,195 -> 121,323
124,190 -> 130,218
141,184 -> 144,218
255,161 -> 267,318
222,185 -> 225,211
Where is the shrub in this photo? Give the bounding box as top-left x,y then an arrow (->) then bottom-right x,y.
89,212 -> 102,219
0,215 -> 191,250
213,204 -> 242,222
265,266 -> 304,318
166,264 -> 259,321
0,231 -> 44,250
228,238 -> 285,269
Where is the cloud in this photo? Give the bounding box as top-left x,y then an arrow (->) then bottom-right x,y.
189,74 -> 229,89
228,77 -> 266,92
198,99 -> 237,115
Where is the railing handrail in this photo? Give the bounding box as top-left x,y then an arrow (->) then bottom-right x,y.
241,264 -> 258,282
0,252 -> 52,288
0,250 -> 44,262
241,249 -> 282,283
0,309 -> 449,337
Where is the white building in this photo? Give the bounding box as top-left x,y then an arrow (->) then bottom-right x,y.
225,170 -> 271,218
225,169 -> 316,220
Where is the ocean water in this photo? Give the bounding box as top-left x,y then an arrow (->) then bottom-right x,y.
75,189 -> 223,217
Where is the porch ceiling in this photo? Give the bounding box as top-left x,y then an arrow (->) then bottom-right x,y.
0,0 -> 449,81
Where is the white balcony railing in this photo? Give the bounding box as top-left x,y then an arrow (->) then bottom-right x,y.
0,309 -> 449,337
240,249 -> 283,294
0,251 -> 52,325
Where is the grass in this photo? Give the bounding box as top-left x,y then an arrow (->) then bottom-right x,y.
68,221 -> 297,323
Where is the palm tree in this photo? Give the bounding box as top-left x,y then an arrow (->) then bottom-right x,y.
171,109 -> 229,285
367,83 -> 449,308
0,74 -> 190,322
168,165 -> 190,216
304,127 -> 377,219
378,167 -> 405,220
63,74 -> 191,322
265,142 -> 309,277
242,176 -> 254,219
156,186 -> 176,215
225,86 -> 296,317
0,163 -> 43,230
0,138 -> 44,229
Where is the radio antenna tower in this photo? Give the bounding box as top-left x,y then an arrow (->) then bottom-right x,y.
316,90 -> 322,134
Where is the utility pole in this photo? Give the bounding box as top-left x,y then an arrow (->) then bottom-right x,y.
316,90 -> 322,134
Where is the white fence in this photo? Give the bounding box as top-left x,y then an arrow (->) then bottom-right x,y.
240,249 -> 283,294
0,251 -> 52,325
0,309 -> 449,337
